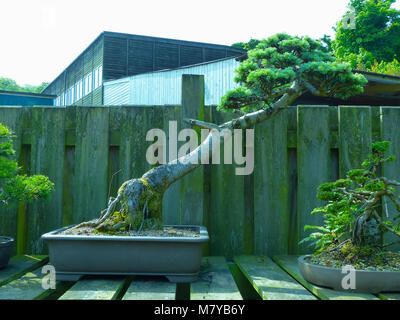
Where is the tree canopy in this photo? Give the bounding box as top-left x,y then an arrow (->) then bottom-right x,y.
0,77 -> 48,93
221,33 -> 367,115
333,0 -> 400,69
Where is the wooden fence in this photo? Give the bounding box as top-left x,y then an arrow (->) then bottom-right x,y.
1,76 -> 400,257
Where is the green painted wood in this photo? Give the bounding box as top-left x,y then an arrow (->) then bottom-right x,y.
338,106 -> 372,178
273,255 -> 378,300
162,105 -> 183,225
59,277 -> 127,300
380,107 -> 400,251
378,293 -> 400,300
190,256 -> 242,300
0,255 -> 48,287
254,111 -> 289,256
209,109 -> 246,257
123,277 -> 176,300
27,107 -> 66,254
234,255 -> 316,300
0,107 -> 25,255
0,265 -> 69,300
179,75 -> 205,226
297,106 -> 330,254
73,106 -> 110,223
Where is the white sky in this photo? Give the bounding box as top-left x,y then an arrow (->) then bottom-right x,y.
1,0 -> 399,86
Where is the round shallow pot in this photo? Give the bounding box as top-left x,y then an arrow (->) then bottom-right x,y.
298,255 -> 400,293
0,237 -> 14,269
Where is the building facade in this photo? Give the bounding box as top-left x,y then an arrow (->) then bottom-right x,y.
0,90 -> 55,106
43,31 -> 245,106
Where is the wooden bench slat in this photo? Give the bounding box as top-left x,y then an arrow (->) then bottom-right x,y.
122,277 -> 176,300
0,255 -> 48,287
59,276 -> 127,300
0,266 -> 69,300
273,255 -> 379,300
234,255 -> 316,300
190,256 -> 242,300
377,293 -> 400,300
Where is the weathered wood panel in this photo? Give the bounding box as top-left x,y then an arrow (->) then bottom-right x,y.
338,106 -> 372,177
380,107 -> 400,251
235,255 -> 316,300
179,75 -> 205,226
27,107 -> 65,253
59,277 -> 127,300
73,107 -> 110,223
254,111 -> 289,256
190,256 -> 242,300
123,277 -> 176,300
297,106 -> 330,254
209,109 -> 246,257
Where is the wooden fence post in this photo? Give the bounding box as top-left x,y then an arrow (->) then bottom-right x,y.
381,107 -> 400,251
297,105 -> 330,254
179,75 -> 205,225
28,107 -> 66,253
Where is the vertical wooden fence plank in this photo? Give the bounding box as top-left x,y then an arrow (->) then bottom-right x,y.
254,111 -> 289,256
338,106 -> 372,177
297,106 -> 330,254
73,107 -> 110,224
209,109 -> 246,258
162,105 -> 182,225
179,75 -> 205,226
381,107 -> 400,251
27,107 -> 66,254
0,107 -> 24,254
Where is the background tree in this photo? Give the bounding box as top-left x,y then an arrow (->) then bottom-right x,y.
333,0 -> 400,70
0,77 -> 49,93
0,123 -> 54,206
73,33 -> 367,233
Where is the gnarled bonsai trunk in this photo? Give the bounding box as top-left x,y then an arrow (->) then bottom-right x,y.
73,82 -> 303,232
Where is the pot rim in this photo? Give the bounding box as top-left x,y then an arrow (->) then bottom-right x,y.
41,224 -> 210,243
0,236 -> 14,247
299,254 -> 400,274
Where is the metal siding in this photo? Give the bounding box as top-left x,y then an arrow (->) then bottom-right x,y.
104,80 -> 130,105
103,58 -> 240,106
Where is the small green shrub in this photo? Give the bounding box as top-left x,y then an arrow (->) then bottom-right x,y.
301,141 -> 400,254
0,122 -> 54,206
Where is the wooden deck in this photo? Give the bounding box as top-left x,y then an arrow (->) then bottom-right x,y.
0,255 -> 399,300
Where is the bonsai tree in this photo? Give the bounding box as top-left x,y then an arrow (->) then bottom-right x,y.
0,123 -> 54,207
73,33 -> 368,233
301,141 -> 400,268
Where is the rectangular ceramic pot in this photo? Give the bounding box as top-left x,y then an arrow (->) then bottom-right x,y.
41,225 -> 209,283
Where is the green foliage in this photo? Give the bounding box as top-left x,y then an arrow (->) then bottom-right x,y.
231,38 -> 261,51
367,58 -> 400,76
220,33 -> 367,113
301,141 -> 400,253
0,123 -> 54,206
0,77 -> 49,93
333,0 -> 400,73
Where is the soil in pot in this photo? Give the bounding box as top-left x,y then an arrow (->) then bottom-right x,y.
309,241 -> 400,271
57,222 -> 200,238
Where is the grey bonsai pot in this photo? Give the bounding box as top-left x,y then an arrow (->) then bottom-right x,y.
298,255 -> 400,293
41,225 -> 209,283
0,237 -> 14,269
